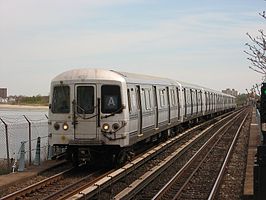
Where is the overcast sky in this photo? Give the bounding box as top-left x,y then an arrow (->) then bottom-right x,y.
0,0 -> 265,96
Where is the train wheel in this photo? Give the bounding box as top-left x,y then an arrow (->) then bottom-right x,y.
115,148 -> 135,167
116,149 -> 128,167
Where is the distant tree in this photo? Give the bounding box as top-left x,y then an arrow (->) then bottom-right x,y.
236,93 -> 248,106
14,95 -> 49,105
245,10 -> 266,75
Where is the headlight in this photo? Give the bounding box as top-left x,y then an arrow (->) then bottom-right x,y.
54,123 -> 60,130
102,123 -> 110,131
112,123 -> 120,131
63,123 -> 69,131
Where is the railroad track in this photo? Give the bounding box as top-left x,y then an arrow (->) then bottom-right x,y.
149,108 -> 249,200
1,165 -> 108,200
65,108 -> 245,200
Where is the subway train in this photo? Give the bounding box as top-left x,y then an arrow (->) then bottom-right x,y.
48,68 -> 236,165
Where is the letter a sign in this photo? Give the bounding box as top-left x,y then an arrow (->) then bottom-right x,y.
108,97 -> 116,107
105,95 -> 117,109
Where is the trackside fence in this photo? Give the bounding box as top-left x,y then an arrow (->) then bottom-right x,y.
0,115 -> 48,172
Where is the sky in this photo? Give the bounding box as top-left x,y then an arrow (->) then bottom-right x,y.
0,0 -> 265,96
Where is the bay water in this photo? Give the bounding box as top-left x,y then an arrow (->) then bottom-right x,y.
0,106 -> 49,163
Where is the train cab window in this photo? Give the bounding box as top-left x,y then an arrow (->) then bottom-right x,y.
77,86 -> 94,114
52,85 -> 70,113
101,85 -> 122,114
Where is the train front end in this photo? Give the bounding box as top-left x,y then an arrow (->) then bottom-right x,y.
48,69 -> 129,165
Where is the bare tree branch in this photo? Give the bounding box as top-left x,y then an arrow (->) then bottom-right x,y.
245,14 -> 266,76
259,10 -> 266,19
249,66 -> 265,74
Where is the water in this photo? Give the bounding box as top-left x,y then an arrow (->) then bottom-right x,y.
0,106 -> 48,162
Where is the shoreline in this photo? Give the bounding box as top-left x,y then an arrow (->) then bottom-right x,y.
0,104 -> 48,110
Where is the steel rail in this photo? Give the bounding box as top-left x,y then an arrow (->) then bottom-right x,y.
42,169 -> 107,200
207,112 -> 249,200
113,109 -> 245,200
1,167 -> 75,200
152,108 -> 247,200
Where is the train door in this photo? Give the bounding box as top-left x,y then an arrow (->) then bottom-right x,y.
190,89 -> 193,115
74,84 -> 97,139
166,87 -> 170,124
177,87 -> 180,120
153,86 -> 159,129
195,90 -> 199,114
205,92 -> 208,112
136,86 -> 143,136
184,88 -> 187,117
200,90 -> 203,113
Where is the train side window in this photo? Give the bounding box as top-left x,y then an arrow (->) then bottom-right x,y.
171,89 -> 176,106
195,90 -> 198,112
205,92 -> 208,110
52,85 -> 70,113
200,90 -> 203,111
159,89 -> 166,107
144,88 -> 152,110
190,89 -> 193,106
101,85 -> 122,114
186,89 -> 191,106
131,90 -> 137,110
191,89 -> 196,107
208,92 -> 211,107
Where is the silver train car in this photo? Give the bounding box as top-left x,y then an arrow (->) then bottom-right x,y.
48,68 -> 236,165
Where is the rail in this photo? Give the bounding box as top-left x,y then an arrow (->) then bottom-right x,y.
207,112 -> 249,200
151,108 -> 248,200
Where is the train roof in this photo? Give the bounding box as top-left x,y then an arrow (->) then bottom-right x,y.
112,70 -> 176,85
52,68 -> 125,83
51,68 -> 235,98
52,68 -> 176,85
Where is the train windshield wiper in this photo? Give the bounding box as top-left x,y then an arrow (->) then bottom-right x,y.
101,106 -> 124,119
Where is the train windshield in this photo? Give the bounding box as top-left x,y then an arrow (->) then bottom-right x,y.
51,86 -> 70,113
101,85 -> 121,114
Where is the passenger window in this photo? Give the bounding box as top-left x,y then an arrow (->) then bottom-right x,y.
131,90 -> 137,110
186,89 -> 191,106
171,89 -> 176,106
160,89 -> 166,107
101,85 -> 122,114
144,89 -> 152,110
